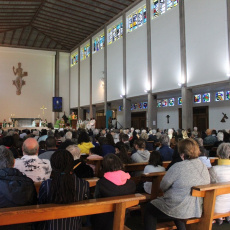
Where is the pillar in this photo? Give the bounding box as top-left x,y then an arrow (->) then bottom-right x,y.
147,94 -> 157,129
54,51 -> 59,120
227,0 -> 230,74
181,86 -> 193,130
123,98 -> 131,128
89,37 -> 93,118
78,47 -> 81,119
104,25 -> 108,115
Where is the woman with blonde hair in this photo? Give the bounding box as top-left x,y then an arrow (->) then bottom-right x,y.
144,138 -> 210,230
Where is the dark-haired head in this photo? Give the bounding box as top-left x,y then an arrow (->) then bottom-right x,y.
78,131 -> 90,144
103,153 -> 123,172
50,149 -> 75,204
148,151 -> 162,167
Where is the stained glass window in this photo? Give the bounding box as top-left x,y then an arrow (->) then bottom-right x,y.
160,0 -> 165,14
138,103 -> 142,109
133,12 -> 138,30
137,8 -> 143,27
153,0 -> 159,18
108,29 -> 112,44
169,98 -> 174,106
194,94 -> 201,103
178,97 -> 182,105
120,22 -> 123,36
162,99 -> 168,107
116,24 -> 121,39
203,93 -> 210,103
71,53 -> 78,67
143,6 -> 147,23
119,106 -> 123,111
174,0 -> 178,6
215,92 -> 224,101
99,35 -> 104,49
108,22 -> 123,45
226,91 -> 230,100
157,100 -> 162,107
128,15 -> 133,32
167,0 -> 173,10
143,102 -> 148,109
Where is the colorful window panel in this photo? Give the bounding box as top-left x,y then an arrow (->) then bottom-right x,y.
162,99 -> 168,107
119,106 -> 123,111
99,35 -> 105,49
167,0 -> 173,10
128,15 -> 133,32
108,22 -> 123,45
215,92 -> 224,101
178,97 -> 182,105
108,28 -> 112,45
174,0 -> 178,6
131,104 -> 134,110
160,0 -> 166,14
71,53 -> 78,67
157,100 -> 162,107
194,94 -> 201,103
226,91 -> 230,100
169,98 -> 174,106
93,38 -> 99,53
152,0 -> 159,18
80,44 -> 90,61
133,12 -> 138,30
134,103 -> 137,109
203,93 -> 210,103
143,6 -> 147,23
137,8 -> 143,27
142,102 -> 148,109
138,103 -> 142,109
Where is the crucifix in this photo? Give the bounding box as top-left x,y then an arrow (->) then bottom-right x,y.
40,105 -> 47,118
166,115 -> 170,124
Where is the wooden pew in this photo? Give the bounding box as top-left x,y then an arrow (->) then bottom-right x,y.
156,182 -> 230,230
34,177 -> 100,194
0,194 -> 146,230
86,158 -> 103,177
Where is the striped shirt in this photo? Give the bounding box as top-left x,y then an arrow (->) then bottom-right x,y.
38,175 -> 89,230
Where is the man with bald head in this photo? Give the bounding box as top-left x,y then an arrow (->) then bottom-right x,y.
14,138 -> 52,182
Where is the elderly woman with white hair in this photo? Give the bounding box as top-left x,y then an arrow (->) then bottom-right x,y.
209,142 -> 230,224
66,144 -> 94,178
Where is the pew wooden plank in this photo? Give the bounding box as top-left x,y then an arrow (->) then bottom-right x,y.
0,194 -> 146,230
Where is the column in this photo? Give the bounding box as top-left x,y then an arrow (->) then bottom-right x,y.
92,105 -> 96,119
122,13 -> 131,128
179,0 -> 192,129
123,97 -> 131,128
89,37 -> 93,118
181,86 -> 193,129
227,0 -> 230,74
146,0 -> 156,129
104,25 -> 108,115
78,47 -> 81,119
54,51 -> 59,120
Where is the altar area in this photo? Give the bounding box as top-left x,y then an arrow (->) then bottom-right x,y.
12,118 -> 42,127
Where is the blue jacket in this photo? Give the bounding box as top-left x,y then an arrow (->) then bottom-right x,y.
159,145 -> 174,161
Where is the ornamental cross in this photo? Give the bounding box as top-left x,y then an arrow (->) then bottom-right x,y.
40,105 -> 47,115
166,115 -> 170,124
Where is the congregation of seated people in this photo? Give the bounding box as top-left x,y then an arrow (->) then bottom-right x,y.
0,125 -> 230,229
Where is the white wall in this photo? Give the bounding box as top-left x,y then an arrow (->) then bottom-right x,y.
126,0 -> 148,97
80,41 -> 90,106
59,52 -> 70,117
107,37 -> 123,101
151,6 -> 181,92
185,0 -> 228,86
92,48 -> 104,104
157,107 -> 179,131
0,47 -> 55,122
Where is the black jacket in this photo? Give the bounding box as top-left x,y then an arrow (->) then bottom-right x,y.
0,168 -> 37,230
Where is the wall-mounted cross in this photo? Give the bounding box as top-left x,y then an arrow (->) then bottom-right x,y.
166,115 -> 170,124
40,105 -> 47,115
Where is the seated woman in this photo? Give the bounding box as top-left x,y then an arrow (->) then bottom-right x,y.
131,139 -> 150,163
77,131 -> 94,155
92,153 -> 136,230
144,138 -> 210,230
38,149 -> 89,230
66,145 -> 94,178
209,143 -> 230,225
143,151 -> 165,194
115,142 -> 132,164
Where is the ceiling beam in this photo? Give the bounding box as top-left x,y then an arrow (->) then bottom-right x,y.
18,26 -> 25,46
25,27 -> 33,46
10,29 -> 16,45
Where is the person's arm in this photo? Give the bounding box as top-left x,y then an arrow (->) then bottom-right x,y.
38,181 -> 49,204
160,165 -> 179,192
208,167 -> 217,184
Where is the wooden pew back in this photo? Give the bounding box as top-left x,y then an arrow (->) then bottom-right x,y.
0,194 -> 146,230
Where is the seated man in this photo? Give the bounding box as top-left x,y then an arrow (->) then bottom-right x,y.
203,129 -> 217,145
158,134 -> 174,161
0,145 -> 37,229
14,138 -> 52,182
39,136 -> 57,160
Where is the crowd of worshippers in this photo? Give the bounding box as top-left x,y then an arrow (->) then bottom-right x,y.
0,126 -> 230,229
